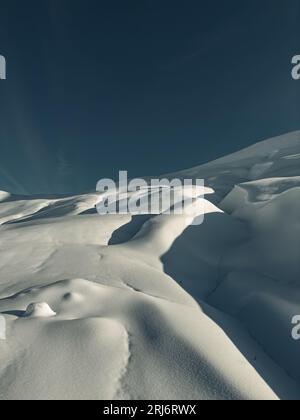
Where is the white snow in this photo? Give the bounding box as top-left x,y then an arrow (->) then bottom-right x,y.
0,131 -> 300,400
25,302 -> 56,318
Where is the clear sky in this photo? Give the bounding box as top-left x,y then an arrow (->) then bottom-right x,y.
0,0 -> 300,194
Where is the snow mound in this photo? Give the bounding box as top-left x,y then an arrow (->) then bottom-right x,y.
0,191 -> 11,202
25,302 -> 56,318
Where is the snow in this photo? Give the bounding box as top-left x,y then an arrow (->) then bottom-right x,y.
0,130 -> 300,400
24,302 -> 56,318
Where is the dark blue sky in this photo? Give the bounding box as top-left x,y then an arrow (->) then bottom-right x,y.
0,0 -> 300,194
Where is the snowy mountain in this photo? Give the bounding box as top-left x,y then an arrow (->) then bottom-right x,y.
0,131 -> 299,400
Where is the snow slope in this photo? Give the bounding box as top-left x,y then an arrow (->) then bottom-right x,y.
0,131 -> 299,400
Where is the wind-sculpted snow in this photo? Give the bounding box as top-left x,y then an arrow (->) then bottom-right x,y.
0,131 -> 300,400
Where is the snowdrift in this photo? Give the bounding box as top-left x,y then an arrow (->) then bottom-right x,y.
0,131 -> 299,400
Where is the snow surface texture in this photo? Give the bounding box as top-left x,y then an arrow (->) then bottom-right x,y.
0,131 -> 299,400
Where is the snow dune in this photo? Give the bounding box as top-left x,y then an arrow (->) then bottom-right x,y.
0,131 -> 300,400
